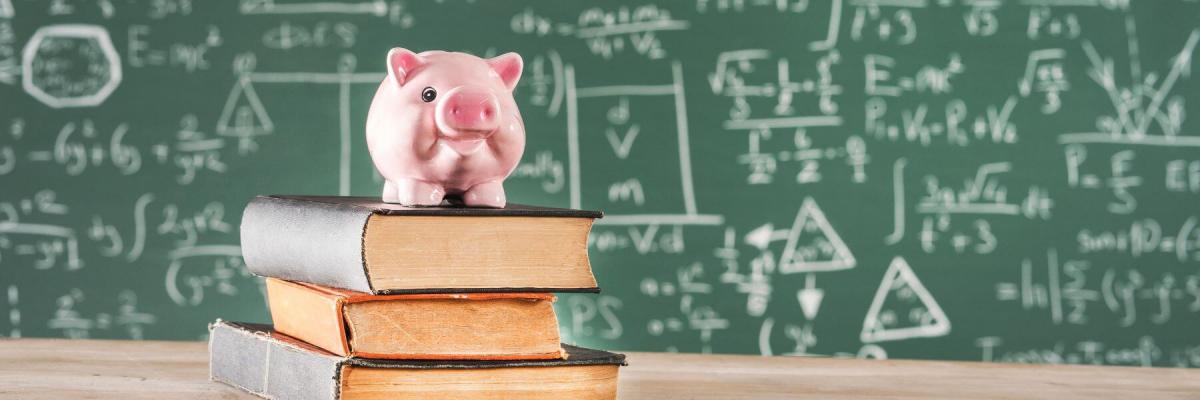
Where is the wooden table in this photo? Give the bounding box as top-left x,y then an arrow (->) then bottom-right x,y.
1,339 -> 1198,399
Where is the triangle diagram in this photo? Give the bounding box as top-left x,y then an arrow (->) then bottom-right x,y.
779,197 -> 856,274
216,78 -> 274,138
860,257 -> 951,343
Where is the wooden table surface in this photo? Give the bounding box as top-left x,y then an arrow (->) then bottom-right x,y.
1,338 -> 1198,399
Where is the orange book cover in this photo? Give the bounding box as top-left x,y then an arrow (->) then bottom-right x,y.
265,278 -> 565,360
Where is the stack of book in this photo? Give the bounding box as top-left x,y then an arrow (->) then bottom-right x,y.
210,195 -> 625,399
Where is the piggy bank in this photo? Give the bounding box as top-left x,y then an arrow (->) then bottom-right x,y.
366,48 -> 525,208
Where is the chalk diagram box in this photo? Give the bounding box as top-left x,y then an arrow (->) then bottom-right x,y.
565,62 -> 722,226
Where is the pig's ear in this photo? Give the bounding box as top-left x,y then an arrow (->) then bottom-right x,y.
386,47 -> 423,86
487,52 -> 523,91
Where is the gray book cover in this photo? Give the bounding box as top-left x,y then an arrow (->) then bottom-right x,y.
209,320 -> 343,400
209,320 -> 626,400
239,195 -> 603,294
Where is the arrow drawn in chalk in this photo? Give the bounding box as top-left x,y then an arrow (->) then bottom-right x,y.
797,273 -> 824,320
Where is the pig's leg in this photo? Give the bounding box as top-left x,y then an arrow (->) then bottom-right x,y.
463,181 -> 506,208
381,180 -> 399,203
392,178 -> 445,206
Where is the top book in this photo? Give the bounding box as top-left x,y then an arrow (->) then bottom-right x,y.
240,195 -> 602,294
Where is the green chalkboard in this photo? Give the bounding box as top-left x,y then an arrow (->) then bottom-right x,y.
3,0 -> 1199,367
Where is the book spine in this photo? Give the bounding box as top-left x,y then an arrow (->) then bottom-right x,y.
265,278 -> 352,357
240,196 -> 374,292
210,321 -> 342,400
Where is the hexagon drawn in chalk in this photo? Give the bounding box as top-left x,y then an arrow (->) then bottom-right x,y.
22,24 -> 122,108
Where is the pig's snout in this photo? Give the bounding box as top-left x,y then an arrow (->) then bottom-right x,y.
435,87 -> 501,141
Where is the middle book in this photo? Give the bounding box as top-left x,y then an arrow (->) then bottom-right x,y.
265,278 -> 564,360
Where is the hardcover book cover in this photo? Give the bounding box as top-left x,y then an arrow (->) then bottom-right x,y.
240,195 -> 602,294
209,320 -> 625,400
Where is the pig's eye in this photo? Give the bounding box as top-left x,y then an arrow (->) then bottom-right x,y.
420,87 -> 437,102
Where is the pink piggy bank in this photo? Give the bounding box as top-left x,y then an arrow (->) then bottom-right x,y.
365,48 -> 525,207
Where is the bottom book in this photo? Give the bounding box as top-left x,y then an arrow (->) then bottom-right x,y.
209,320 -> 626,400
